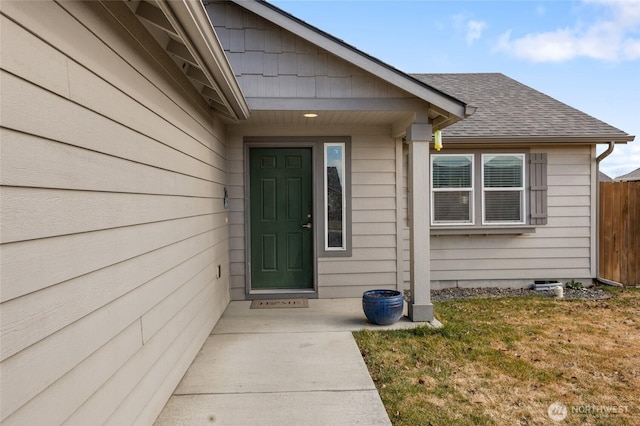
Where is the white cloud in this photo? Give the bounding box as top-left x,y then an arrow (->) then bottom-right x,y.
466,20 -> 487,45
495,0 -> 640,62
452,14 -> 487,46
586,0 -> 640,27
623,38 -> 640,59
599,141 -> 640,178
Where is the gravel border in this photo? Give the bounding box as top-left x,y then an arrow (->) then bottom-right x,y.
430,286 -> 613,302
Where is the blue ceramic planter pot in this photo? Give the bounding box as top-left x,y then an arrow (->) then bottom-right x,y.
362,290 -> 404,325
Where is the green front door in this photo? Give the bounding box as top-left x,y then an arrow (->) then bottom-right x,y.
249,148 -> 314,290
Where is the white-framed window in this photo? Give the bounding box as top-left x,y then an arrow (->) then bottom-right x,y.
431,152 -> 530,227
482,154 -> 525,224
324,143 -> 346,250
431,154 -> 474,225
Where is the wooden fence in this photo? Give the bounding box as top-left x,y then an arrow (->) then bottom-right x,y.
599,181 -> 640,286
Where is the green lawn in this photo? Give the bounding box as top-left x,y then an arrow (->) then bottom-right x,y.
354,287 -> 639,425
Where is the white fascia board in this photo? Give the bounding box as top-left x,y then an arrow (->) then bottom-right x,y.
230,0 -> 467,119
157,0 -> 250,120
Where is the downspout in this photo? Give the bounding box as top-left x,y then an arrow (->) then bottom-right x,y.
595,142 -> 624,287
597,141 -> 615,163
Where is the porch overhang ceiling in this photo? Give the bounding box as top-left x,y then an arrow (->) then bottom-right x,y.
227,0 -> 473,130
242,97 -> 434,131
125,0 -> 249,122
242,98 -> 471,130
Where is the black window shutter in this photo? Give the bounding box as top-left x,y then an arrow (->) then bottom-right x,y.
529,153 -> 548,225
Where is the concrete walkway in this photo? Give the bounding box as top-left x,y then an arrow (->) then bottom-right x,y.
155,298 -> 435,425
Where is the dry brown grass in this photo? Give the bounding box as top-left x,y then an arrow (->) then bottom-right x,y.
354,287 -> 639,425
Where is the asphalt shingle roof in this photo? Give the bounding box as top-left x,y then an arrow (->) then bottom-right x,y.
615,167 -> 640,181
411,73 -> 632,140
599,171 -> 613,182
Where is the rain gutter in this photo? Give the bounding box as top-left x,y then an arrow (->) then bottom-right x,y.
595,142 -> 624,287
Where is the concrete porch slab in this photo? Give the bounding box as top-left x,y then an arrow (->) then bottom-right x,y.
154,298 -> 438,425
212,298 -> 439,335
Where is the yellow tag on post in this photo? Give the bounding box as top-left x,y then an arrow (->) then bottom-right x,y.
434,130 -> 443,151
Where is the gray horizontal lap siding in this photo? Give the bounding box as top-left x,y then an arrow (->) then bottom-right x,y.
401,145 -> 595,290
1,2 -> 229,424
226,130 -> 400,300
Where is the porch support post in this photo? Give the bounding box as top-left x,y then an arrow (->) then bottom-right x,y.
406,121 -> 434,322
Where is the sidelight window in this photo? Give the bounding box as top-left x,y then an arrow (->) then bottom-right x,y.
324,143 -> 346,250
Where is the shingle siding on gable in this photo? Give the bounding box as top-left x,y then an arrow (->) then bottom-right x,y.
207,2 -> 411,100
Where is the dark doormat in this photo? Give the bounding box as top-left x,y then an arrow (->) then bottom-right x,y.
250,299 -> 309,309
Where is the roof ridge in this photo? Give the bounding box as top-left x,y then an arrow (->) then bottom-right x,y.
412,72 -> 504,76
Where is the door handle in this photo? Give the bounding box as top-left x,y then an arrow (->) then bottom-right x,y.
302,223 -> 312,229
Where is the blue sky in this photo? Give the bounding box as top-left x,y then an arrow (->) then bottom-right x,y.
270,0 -> 640,178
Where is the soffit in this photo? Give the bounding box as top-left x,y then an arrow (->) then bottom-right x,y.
239,110 -> 415,127
124,0 -> 248,121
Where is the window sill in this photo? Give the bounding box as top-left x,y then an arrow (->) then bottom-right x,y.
431,226 -> 536,236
